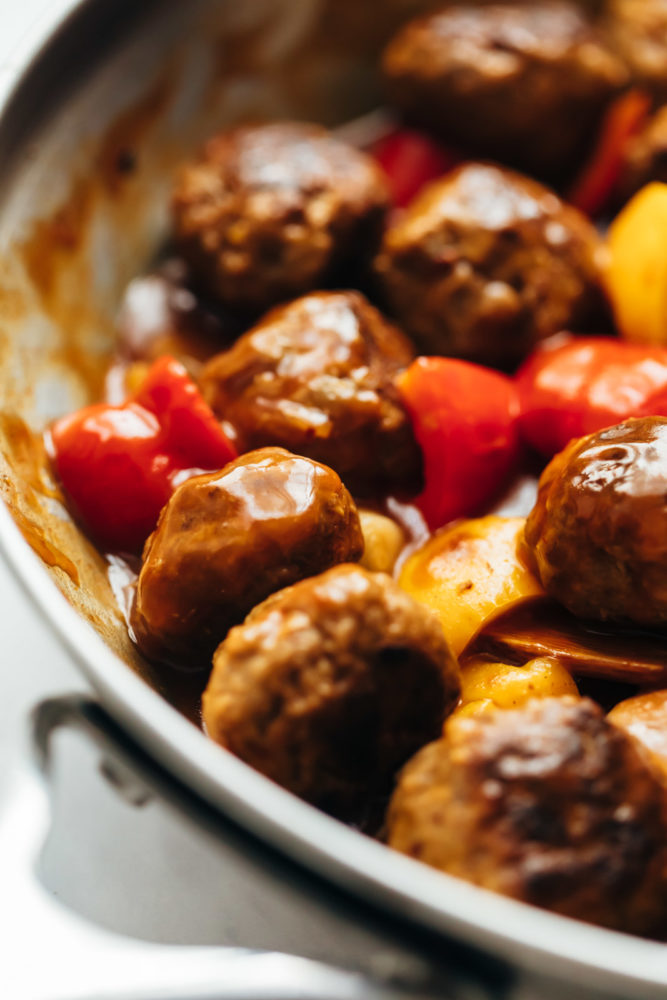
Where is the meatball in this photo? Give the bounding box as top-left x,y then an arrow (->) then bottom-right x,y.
387,697 -> 667,935
616,105 -> 667,204
374,164 -> 603,367
523,417 -> 667,626
130,448 -> 363,668
199,291 -> 421,496
382,3 -> 627,180
609,690 -> 667,781
202,564 -> 460,819
603,0 -> 667,102
171,123 -> 389,313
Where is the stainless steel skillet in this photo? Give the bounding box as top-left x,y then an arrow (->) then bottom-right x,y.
0,2 -> 665,998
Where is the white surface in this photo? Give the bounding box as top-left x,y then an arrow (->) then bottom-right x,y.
0,0 -> 70,100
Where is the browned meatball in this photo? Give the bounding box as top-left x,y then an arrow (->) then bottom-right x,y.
382,3 -> 627,180
603,0 -> 667,102
387,697 -> 667,935
374,164 -> 603,367
203,563 -> 460,819
199,291 -> 421,496
130,448 -> 363,668
523,417 -> 667,626
615,105 -> 667,204
171,123 -> 389,313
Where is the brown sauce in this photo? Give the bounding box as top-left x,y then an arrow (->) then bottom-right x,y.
470,598 -> 667,687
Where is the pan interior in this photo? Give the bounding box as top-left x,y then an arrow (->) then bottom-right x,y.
2,3 -> 667,997
0,0 -> 438,680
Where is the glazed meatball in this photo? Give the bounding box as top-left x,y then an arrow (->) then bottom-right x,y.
202,564 -> 460,819
199,291 -> 421,496
603,0 -> 667,102
172,123 -> 389,313
374,164 -> 603,367
387,697 -> 667,935
130,448 -> 363,668
523,417 -> 667,626
382,3 -> 627,180
616,105 -> 667,204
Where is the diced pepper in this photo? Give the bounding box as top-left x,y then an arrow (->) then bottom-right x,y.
398,515 -> 543,657
568,89 -> 651,218
516,335 -> 667,457
371,127 -> 459,208
397,357 -> 520,530
456,656 -> 579,718
50,355 -> 236,552
606,182 -> 667,346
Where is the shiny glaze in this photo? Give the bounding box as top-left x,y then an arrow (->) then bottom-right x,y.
130,447 -> 363,669
525,416 -> 667,625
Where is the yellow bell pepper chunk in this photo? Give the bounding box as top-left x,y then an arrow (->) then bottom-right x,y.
606,182 -> 667,346
452,698 -> 495,719
358,509 -> 405,575
457,656 -> 579,718
398,515 -> 543,657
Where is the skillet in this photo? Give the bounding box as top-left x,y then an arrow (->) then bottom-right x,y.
1,2 -> 666,997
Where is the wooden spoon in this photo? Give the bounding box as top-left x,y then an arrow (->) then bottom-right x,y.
469,598 -> 667,686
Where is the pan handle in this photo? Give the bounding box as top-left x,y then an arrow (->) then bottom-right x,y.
1,694 -> 502,1000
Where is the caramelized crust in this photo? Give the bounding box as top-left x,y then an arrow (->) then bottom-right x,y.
523,417 -> 667,626
374,164 -> 603,367
203,564 -> 460,819
172,123 -> 389,312
199,291 -> 421,496
388,697 -> 667,935
383,2 -> 626,179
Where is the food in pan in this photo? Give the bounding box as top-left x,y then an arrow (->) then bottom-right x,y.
602,0 -> 667,101
396,359 -> 520,527
608,689 -> 667,778
387,697 -> 667,936
130,447 -> 363,668
398,516 -> 543,657
36,0 -> 667,937
615,104 -> 667,201
605,182 -> 667,345
523,416 -> 667,625
382,2 -> 627,179
454,656 -> 579,716
198,290 -> 421,496
171,122 -> 389,313
203,563 -> 460,819
373,164 -> 604,367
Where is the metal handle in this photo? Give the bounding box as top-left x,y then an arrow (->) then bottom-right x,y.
1,695 -> 499,1000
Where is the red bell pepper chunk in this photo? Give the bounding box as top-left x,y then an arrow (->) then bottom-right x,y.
397,357 -> 520,531
516,335 -> 667,458
133,355 -> 233,470
567,89 -> 651,218
372,127 -> 460,208
50,355 -> 236,553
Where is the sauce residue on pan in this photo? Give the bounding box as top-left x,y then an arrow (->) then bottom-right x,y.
0,411 -> 80,584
